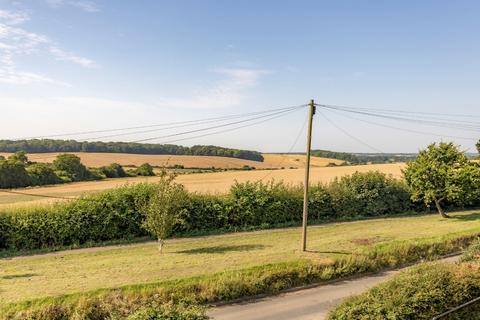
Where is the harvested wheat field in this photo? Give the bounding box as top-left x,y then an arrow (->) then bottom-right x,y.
0,152 -> 344,169
0,163 -> 405,207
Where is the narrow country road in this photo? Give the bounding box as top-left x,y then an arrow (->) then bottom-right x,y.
207,255 -> 460,320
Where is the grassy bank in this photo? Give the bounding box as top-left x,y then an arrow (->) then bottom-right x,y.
1,211 -> 480,318
328,239 -> 480,319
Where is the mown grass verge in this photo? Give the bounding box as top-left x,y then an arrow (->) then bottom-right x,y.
2,231 -> 479,319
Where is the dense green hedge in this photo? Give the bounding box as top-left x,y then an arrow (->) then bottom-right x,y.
0,171 -> 417,252
328,240 -> 480,319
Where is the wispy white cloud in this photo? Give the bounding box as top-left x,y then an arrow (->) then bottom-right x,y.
0,9 -> 29,25
46,0 -> 100,12
0,8 -> 95,85
156,67 -> 268,109
49,47 -> 95,67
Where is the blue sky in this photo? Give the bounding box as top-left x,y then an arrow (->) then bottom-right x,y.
0,0 -> 479,153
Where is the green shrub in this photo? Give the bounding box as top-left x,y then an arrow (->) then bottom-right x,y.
0,183 -> 157,251
328,171 -> 412,217
461,237 -> 480,262
27,163 -> 62,186
328,261 -> 480,320
135,163 -> 155,176
227,180 -> 303,226
0,159 -> 31,188
100,163 -> 127,178
126,302 -> 207,320
52,154 -> 94,182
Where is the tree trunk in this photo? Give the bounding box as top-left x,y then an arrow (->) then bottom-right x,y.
434,198 -> 450,218
158,239 -> 164,253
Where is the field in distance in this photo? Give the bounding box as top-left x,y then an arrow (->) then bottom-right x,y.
0,163 -> 405,207
0,152 -> 345,169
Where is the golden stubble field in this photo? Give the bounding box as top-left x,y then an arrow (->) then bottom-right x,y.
0,163 -> 405,207
0,152 -> 345,169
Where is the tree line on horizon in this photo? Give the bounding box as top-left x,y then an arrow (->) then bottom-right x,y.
0,139 -> 264,162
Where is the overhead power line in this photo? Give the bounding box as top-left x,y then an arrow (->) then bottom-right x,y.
159,107 -> 304,145
318,104 -> 480,132
318,110 -> 386,153
317,103 -> 480,119
128,106 -> 306,143
19,104 -> 307,140
259,114 -> 308,181
320,106 -> 477,141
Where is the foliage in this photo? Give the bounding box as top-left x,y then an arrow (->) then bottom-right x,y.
0,158 -> 31,188
0,171 -> 416,252
52,153 -> 92,182
404,142 -> 480,217
328,171 -> 412,217
141,173 -> 187,251
99,163 -> 128,178
0,184 -> 157,250
135,163 -> 155,176
312,149 -> 361,163
0,139 -> 264,161
126,302 -> 207,320
8,151 -> 28,164
461,237 -> 480,262
27,163 -> 63,186
2,232 -> 478,319
328,260 -> 480,319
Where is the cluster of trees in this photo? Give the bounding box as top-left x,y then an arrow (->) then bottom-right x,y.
311,150 -> 361,164
0,152 -> 155,188
0,139 -> 264,161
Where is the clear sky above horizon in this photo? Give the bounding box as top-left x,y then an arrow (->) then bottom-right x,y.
1,0 -> 479,153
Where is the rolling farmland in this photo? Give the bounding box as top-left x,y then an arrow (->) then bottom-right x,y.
0,152 -> 345,169
0,162 -> 405,207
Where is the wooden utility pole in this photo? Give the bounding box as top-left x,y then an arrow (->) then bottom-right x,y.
301,99 -> 316,252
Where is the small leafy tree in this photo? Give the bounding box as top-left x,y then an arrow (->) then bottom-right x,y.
404,142 -> 480,218
136,163 -> 155,176
53,154 -> 90,181
27,163 -> 62,186
8,151 -> 28,164
0,158 -> 30,188
141,172 -> 186,252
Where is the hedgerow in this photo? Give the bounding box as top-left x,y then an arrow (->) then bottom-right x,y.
0,171 -> 418,252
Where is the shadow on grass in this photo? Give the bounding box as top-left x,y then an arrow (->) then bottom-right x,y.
451,212 -> 480,222
177,244 -> 268,254
1,273 -> 38,279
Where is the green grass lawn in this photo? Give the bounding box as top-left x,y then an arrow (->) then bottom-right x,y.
1,210 -> 480,305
